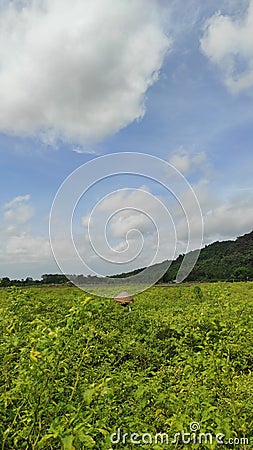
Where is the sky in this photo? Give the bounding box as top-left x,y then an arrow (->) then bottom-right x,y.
0,0 -> 253,279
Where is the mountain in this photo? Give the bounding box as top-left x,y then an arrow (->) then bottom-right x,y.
112,231 -> 253,282
183,230 -> 253,282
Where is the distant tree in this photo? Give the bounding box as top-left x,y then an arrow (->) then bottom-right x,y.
41,274 -> 68,284
233,266 -> 252,281
24,277 -> 34,285
0,277 -> 11,287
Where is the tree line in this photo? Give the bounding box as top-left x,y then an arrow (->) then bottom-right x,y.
1,231 -> 253,287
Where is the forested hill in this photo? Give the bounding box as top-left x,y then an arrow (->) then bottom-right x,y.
115,230 -> 253,282
1,231 -> 252,286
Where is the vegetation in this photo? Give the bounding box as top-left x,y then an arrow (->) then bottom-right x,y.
0,283 -> 253,449
1,231 -> 252,287
0,274 -> 68,288
112,230 -> 253,283
173,230 -> 253,282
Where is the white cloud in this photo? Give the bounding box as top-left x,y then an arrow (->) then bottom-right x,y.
72,147 -> 98,155
201,1 -> 253,93
5,233 -> 50,261
175,179 -> 253,242
109,210 -> 153,239
4,205 -> 34,224
97,186 -> 151,212
4,194 -> 34,224
4,194 -> 30,209
169,149 -> 190,174
0,195 -> 52,267
80,187 -> 177,272
81,214 -> 93,227
1,184 -> 252,278
169,147 -> 209,175
203,194 -> 253,240
0,0 -> 170,144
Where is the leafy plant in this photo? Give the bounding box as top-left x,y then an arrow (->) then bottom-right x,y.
0,283 -> 252,449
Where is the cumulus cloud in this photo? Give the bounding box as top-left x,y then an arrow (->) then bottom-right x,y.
79,187 -> 178,273
4,194 -> 31,208
97,186 -> 151,212
175,178 -> 253,243
169,147 -> 209,175
203,193 -> 253,240
1,194 -> 50,264
95,187 -> 167,243
200,1 -> 253,93
81,214 -> 93,227
109,210 -> 152,239
0,0 -> 170,144
72,147 -> 98,155
4,194 -> 34,224
1,184 -> 253,277
5,234 -> 50,261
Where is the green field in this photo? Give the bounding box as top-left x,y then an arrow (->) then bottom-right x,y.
0,283 -> 253,449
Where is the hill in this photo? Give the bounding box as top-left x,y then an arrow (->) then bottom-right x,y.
113,230 -> 253,282
185,230 -> 253,282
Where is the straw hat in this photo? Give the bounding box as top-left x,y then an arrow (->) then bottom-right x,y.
114,291 -> 134,303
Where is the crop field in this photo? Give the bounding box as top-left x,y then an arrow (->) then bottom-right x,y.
0,283 -> 253,449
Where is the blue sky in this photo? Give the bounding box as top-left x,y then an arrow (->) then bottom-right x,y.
0,0 -> 253,279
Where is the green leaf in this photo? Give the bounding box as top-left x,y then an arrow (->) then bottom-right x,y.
61,434 -> 75,450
